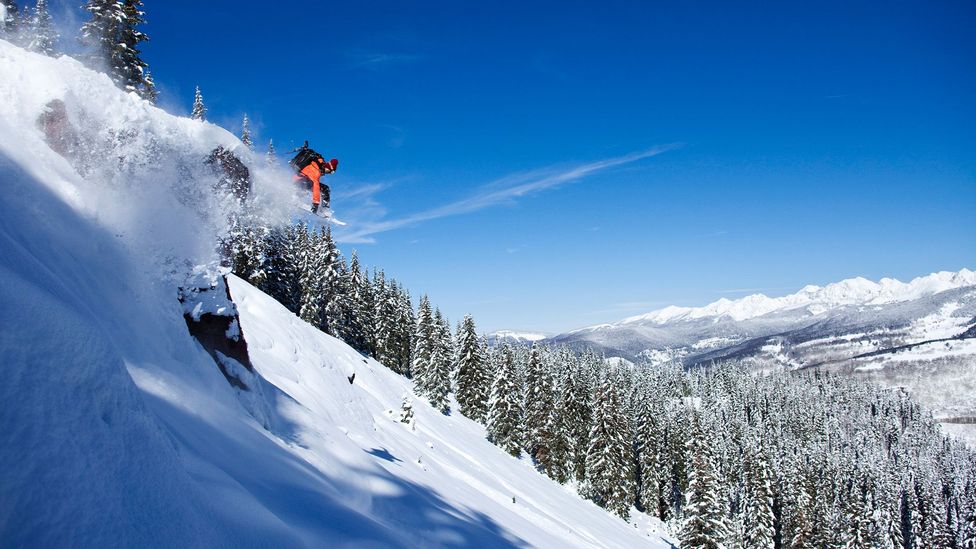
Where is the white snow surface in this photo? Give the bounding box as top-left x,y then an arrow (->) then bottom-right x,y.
0,40 -> 671,547
618,269 -> 976,325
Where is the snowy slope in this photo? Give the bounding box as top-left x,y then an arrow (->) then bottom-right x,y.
229,276 -> 672,547
0,40 -> 671,547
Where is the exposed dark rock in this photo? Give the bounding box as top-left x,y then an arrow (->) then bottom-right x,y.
36,99 -> 79,158
179,274 -> 254,390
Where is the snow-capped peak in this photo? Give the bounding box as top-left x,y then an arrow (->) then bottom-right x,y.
620,269 -> 976,326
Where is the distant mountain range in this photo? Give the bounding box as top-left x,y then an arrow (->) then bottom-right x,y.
499,270 -> 976,438
486,330 -> 550,345
542,269 -> 976,365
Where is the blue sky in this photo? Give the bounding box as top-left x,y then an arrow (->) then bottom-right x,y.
57,0 -> 976,332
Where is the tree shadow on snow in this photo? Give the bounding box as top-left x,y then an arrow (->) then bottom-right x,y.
139,387 -> 529,548
365,447 -> 402,464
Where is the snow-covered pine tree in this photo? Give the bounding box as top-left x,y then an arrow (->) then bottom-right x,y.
191,86 -> 207,121
340,252 -> 370,353
741,432 -> 775,548
778,453 -> 815,549
454,314 -> 489,422
419,308 -> 451,413
411,295 -> 435,395
267,223 -> 305,314
297,228 -> 326,328
231,220 -> 269,288
80,0 -> 153,100
266,139 -> 277,165
258,226 -> 297,311
553,354 -> 592,483
26,0 -> 58,56
240,114 -> 253,149
583,368 -> 634,518
633,382 -> 666,518
358,270 -> 379,356
371,270 -> 393,364
141,69 -> 157,104
919,473 -> 954,548
393,287 -> 415,376
680,411 -> 728,549
119,0 -> 151,100
523,346 -> 555,468
963,490 -> 976,549
376,278 -> 403,369
2,1 -> 22,44
319,233 -> 344,338
543,390 -> 572,483
398,394 -> 414,427
486,344 -> 523,457
80,0 -> 121,71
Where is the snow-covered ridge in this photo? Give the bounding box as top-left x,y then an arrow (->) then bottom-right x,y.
620,269 -> 976,325
489,330 -> 549,342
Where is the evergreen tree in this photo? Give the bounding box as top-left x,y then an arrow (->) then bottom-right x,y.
266,139 -> 277,165
339,252 -> 368,352
634,384 -> 667,519
487,345 -> 523,456
80,0 -> 122,71
419,308 -> 452,413
372,270 -> 395,365
454,314 -> 489,421
231,220 -> 268,287
141,69 -> 157,104
297,227 -> 326,328
80,0 -> 153,100
240,113 -> 253,149
398,394 -> 414,427
2,1 -> 22,44
393,287 -> 415,376
555,356 -> 592,483
26,0 -> 57,56
963,490 -> 976,549
544,392 -> 572,483
267,223 -> 306,313
321,245 -> 345,338
191,86 -> 206,121
741,433 -> 775,548
523,346 -> 555,469
680,411 -> 728,549
584,368 -> 634,518
411,295 -> 435,395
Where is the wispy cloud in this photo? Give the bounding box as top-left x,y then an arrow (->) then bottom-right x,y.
346,51 -> 423,70
336,144 -> 680,244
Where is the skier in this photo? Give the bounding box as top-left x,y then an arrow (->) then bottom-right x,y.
290,141 -> 338,214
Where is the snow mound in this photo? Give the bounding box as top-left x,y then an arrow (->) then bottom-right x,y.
0,40 -> 671,546
620,269 -> 976,325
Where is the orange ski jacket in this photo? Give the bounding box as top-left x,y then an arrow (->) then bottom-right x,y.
297,158 -> 336,205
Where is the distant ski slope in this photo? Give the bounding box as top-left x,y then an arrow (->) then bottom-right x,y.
0,39 -> 671,547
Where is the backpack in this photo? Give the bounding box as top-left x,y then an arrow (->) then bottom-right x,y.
289,141 -> 324,172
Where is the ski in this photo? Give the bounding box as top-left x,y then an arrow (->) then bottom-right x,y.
297,204 -> 347,226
